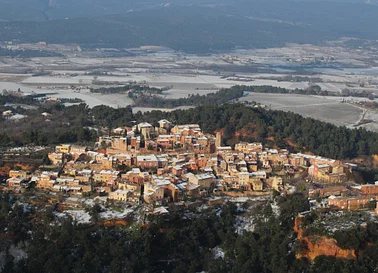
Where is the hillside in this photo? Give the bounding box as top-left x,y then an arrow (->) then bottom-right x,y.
1,92 -> 377,160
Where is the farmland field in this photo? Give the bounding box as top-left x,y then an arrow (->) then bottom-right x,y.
1,43 -> 378,131
244,93 -> 364,128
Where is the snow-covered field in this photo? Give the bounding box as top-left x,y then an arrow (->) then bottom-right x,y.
133,106 -> 194,113
244,93 -> 364,128
1,46 -> 378,130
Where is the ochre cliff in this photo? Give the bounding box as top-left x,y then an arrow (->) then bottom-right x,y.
294,216 -> 356,261
373,154 -> 378,167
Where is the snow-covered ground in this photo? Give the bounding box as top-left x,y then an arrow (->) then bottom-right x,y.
244,93 -> 364,128
54,205 -> 135,225
234,200 -> 276,235
64,210 -> 91,224
1,45 -> 378,129
100,208 -> 134,220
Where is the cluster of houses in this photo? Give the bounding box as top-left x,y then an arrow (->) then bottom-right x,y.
309,182 -> 378,212
5,119 -> 375,210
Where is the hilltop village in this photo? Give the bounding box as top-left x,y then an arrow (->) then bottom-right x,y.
3,119 -> 378,216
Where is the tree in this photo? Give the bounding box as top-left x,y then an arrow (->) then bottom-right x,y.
89,203 -> 102,224
42,154 -> 52,165
368,200 -> 377,210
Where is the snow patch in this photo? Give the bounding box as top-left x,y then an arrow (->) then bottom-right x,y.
271,201 -> 280,217
64,210 -> 91,224
99,208 -> 134,220
212,246 -> 225,260
234,216 -> 256,235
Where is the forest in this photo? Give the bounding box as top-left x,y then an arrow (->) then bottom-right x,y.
131,87 -> 244,108
242,85 -> 323,95
0,48 -> 61,58
228,85 -> 376,99
90,85 -> 163,95
2,189 -> 378,273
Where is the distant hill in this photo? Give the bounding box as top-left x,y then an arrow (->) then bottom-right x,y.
0,0 -> 376,22
0,0 -> 222,21
0,1 -> 378,52
0,6 -> 332,52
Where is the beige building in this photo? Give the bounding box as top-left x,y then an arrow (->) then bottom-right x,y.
238,172 -> 250,187
272,176 -> 283,191
6,177 -> 24,188
144,182 -> 165,204
36,171 -> 59,190
108,189 -> 131,201
189,173 -> 216,190
235,142 -> 263,153
252,179 -> 263,191
106,137 -> 128,154
172,124 -> 202,135
94,170 -> 120,183
138,122 -> 155,139
158,119 -> 171,130
55,144 -> 71,153
70,145 -> 88,154
9,170 -> 29,179
48,153 -> 64,165
118,181 -> 141,196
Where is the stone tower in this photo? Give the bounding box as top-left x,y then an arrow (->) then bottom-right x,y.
216,132 -> 222,148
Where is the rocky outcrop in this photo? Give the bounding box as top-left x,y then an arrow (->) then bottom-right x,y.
296,236 -> 356,261
103,219 -> 128,227
294,216 -> 356,262
373,154 -> 378,167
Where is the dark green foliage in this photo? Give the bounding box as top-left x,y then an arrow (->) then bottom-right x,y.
311,256 -> 358,273
0,94 -> 40,105
239,85 -> 376,99
354,167 -> 378,183
334,228 -> 366,250
278,193 -> 310,229
0,191 -> 32,244
332,222 -> 378,251
4,190 -> 378,272
3,198 -> 313,273
132,87 -> 244,108
90,84 -> 163,95
0,101 -> 97,147
20,127 -> 97,146
20,203 -> 238,273
246,85 -> 325,96
0,133 -> 11,146
0,48 -> 61,58
91,105 -> 134,129
88,203 -> 102,224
